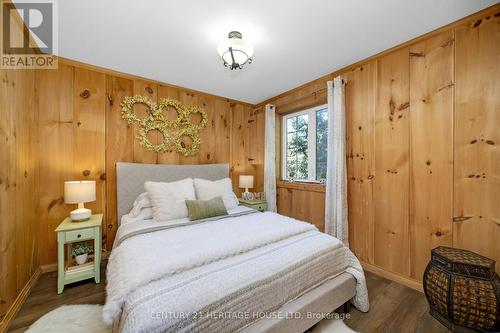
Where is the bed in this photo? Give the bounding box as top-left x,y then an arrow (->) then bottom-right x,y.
105,162 -> 369,333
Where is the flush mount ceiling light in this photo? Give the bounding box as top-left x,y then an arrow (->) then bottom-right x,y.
217,31 -> 254,70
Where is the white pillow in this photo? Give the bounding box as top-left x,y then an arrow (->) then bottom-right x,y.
121,192 -> 153,225
129,192 -> 152,217
193,178 -> 239,211
144,178 -> 196,221
121,208 -> 153,225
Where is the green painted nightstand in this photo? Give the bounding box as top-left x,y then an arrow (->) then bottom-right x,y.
55,213 -> 102,294
238,199 -> 267,212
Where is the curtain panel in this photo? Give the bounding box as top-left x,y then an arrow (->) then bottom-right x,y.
324,77 -> 348,244
264,104 -> 277,212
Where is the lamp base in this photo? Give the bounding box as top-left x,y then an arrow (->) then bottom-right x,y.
241,189 -> 251,201
70,207 -> 92,222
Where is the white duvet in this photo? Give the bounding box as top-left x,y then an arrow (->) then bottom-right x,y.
103,210 -> 369,329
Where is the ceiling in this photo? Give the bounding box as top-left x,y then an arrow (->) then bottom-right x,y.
53,0 -> 496,104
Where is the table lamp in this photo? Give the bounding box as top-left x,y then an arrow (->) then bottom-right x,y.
238,175 -> 254,195
64,180 -> 96,221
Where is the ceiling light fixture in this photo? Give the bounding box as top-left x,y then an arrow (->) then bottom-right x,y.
217,31 -> 253,70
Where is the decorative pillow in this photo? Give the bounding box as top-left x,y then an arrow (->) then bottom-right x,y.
144,178 -> 196,221
121,192 -> 153,225
129,192 -> 152,217
193,178 -> 239,210
185,197 -> 228,221
122,207 -> 154,225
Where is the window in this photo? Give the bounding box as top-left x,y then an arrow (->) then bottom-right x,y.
282,104 -> 328,182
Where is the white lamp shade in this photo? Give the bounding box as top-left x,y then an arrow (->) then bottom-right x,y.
239,175 -> 254,189
64,181 -> 96,204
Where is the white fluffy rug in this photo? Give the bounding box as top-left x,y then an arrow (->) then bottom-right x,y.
27,305 -> 357,333
311,316 -> 358,333
26,305 -> 111,333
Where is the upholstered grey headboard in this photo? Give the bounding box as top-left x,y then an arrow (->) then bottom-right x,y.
116,162 -> 229,223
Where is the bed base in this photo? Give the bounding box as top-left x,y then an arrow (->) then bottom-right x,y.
112,272 -> 356,333
239,272 -> 356,333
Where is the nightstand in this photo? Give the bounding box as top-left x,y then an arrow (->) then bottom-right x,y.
55,213 -> 102,294
238,199 -> 267,212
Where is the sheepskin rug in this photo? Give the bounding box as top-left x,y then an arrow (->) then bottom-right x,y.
27,305 -> 357,333
26,305 -> 111,333
311,316 -> 358,333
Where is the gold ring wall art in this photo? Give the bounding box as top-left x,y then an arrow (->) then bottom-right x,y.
121,95 -> 208,156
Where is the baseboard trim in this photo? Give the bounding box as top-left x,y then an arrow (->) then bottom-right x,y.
0,268 -> 41,333
360,261 -> 423,293
39,262 -> 57,273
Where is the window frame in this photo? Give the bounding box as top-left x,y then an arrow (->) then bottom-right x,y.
281,103 -> 328,183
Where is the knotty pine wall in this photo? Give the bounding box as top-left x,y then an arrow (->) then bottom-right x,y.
35,61 -> 264,266
0,58 -> 265,322
0,67 -> 39,324
262,7 -> 499,288
0,13 -> 40,326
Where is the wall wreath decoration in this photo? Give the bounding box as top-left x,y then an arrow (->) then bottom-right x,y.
121,95 -> 157,125
138,121 -> 172,153
121,95 -> 208,156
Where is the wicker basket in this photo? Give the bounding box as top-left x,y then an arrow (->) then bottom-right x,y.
423,246 -> 500,332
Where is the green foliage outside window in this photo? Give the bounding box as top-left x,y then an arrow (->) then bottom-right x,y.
316,109 -> 328,181
284,107 -> 328,182
286,115 -> 308,179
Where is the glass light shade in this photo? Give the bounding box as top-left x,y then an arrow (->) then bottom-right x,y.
239,175 -> 254,189
217,32 -> 253,69
64,180 -> 96,204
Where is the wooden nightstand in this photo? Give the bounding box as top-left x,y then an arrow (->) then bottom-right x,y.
55,213 -> 102,294
238,199 -> 267,212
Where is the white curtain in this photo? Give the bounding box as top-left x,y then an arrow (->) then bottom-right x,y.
264,104 -> 277,212
324,77 -> 348,244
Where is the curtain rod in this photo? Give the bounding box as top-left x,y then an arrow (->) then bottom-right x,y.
285,78 -> 347,102
254,78 -> 345,111
282,78 -> 346,102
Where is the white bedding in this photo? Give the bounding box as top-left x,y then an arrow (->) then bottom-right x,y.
114,206 -> 253,248
105,210 -> 369,332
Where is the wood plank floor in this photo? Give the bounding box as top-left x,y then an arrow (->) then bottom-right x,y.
8,267 -> 106,333
8,268 -> 450,332
344,272 -> 449,333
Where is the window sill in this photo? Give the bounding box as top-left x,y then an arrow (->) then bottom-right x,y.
276,180 -> 326,193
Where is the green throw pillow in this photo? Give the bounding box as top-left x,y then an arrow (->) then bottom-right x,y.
185,196 -> 228,221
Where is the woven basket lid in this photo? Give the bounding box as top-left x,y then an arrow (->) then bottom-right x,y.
432,246 -> 495,268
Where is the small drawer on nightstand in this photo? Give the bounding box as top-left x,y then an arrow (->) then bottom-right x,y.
239,199 -> 267,212
255,203 -> 266,211
65,228 -> 94,242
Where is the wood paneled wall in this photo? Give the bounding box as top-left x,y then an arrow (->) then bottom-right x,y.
276,181 -> 325,231
1,57 -> 264,323
262,7 -> 499,288
0,67 -> 39,324
409,31 -> 454,280
453,14 -> 499,273
35,61 -> 264,263
0,19 -> 39,326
